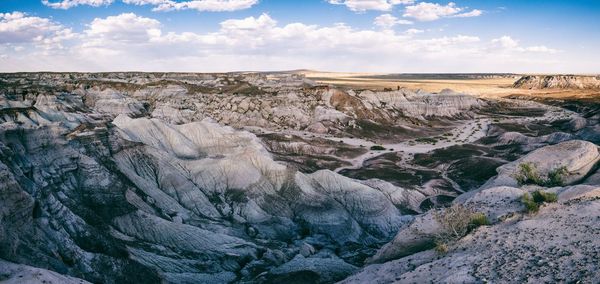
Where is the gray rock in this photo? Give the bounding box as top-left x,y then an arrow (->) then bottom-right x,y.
266,254 -> 358,284
0,259 -> 91,284
300,243 -> 316,257
482,140 -> 600,189
343,187 -> 600,283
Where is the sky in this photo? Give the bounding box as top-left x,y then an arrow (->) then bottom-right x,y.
0,0 -> 599,73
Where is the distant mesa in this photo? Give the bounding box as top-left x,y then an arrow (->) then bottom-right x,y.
513,75 -> 600,89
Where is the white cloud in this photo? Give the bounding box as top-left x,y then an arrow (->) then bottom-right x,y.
491,35 -> 518,49
454,9 -> 482,18
403,2 -> 482,21
490,35 -> 558,54
404,28 -> 423,35
220,13 -> 277,31
42,0 -> 114,9
42,0 -> 257,11
0,12 -> 75,48
122,0 -> 258,12
68,12 -> 487,70
85,13 -> 161,43
328,0 -> 414,12
374,14 -> 413,29
121,0 -> 164,4
2,12 -> 570,73
525,46 -> 558,53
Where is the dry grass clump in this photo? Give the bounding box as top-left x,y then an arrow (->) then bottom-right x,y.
433,204 -> 489,254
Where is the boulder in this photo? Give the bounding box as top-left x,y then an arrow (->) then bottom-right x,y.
265,254 -> 357,284
461,186 -> 525,222
482,140 -> 599,189
0,259 -> 91,284
366,211 -> 441,264
554,185 -> 600,202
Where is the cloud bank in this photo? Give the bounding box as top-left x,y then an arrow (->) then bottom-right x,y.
42,0 -> 259,11
0,11 -> 575,72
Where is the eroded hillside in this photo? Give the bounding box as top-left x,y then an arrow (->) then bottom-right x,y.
514,75 -> 600,89
0,72 -> 598,283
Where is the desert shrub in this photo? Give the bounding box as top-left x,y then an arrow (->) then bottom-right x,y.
531,190 -> 558,203
370,145 -> 386,151
521,193 -> 540,213
469,212 -> 490,227
434,204 -> 473,241
434,241 -> 449,254
514,163 -> 568,187
515,162 -> 543,185
547,166 -> 568,187
522,190 -> 557,213
433,204 -> 489,254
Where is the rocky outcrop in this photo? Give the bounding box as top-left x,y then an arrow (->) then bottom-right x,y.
341,187 -> 600,283
358,88 -> 485,120
481,140 -> 599,189
1,72 -> 598,283
265,253 -> 358,284
365,185 -> 527,264
495,131 -> 573,152
0,85 -> 431,283
343,141 -> 600,283
0,259 -> 90,284
513,75 -> 600,89
367,140 -> 598,264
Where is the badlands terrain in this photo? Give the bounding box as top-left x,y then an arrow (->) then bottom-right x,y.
0,72 -> 599,283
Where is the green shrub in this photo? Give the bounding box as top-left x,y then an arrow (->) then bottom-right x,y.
531,190 -> 558,203
515,162 -> 543,185
469,212 -> 490,227
514,163 -> 569,187
547,166 -> 568,187
521,193 -> 540,213
522,190 -> 557,213
370,145 -> 386,151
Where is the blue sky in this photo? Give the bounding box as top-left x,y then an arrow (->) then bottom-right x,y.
1,0 -> 599,72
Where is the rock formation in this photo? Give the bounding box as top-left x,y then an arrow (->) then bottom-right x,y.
0,72 -> 598,283
343,140 -> 600,283
513,75 -> 600,89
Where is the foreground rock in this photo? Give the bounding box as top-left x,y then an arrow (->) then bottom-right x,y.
342,187 -> 600,283
366,185 -> 527,264
0,259 -> 90,284
344,140 -> 600,283
481,140 -> 599,189
367,140 -> 599,264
